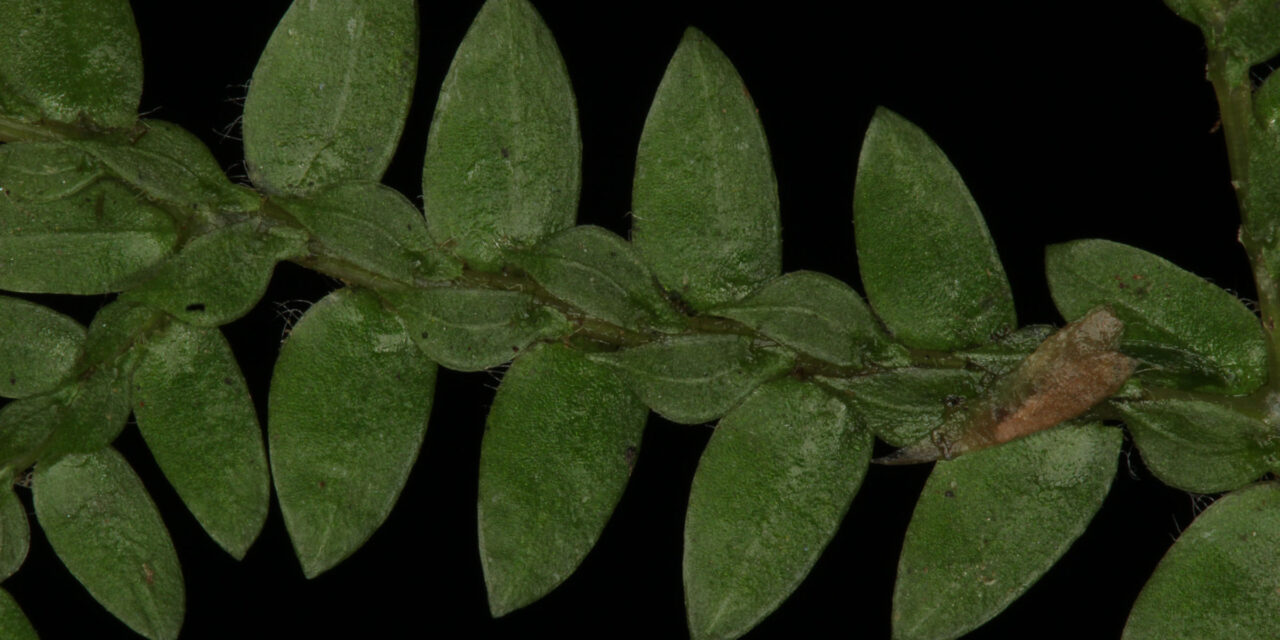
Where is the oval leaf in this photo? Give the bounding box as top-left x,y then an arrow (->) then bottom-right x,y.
0,589 -> 38,640
1046,238 -> 1268,394
893,423 -> 1121,640
0,483 -> 29,581
587,334 -> 793,425
818,368 -> 987,447
381,285 -> 571,372
1114,397 -> 1275,493
710,270 -> 890,368
631,28 -> 780,310
243,0 -> 418,194
853,108 -> 1015,350
132,323 -> 269,560
684,378 -> 871,640
1164,0 -> 1280,66
422,0 -> 580,270
479,343 -> 647,616
269,287 -> 435,578
0,295 -> 86,398
510,225 -> 684,332
33,447 -> 184,640
1122,481 -> 1280,639
0,0 -> 142,128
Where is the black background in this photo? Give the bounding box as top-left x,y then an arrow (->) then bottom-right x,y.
4,1 -> 1259,638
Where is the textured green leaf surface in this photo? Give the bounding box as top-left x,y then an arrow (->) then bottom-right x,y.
631,28 -> 780,310
33,448 -> 184,640
0,295 -> 85,398
269,287 -> 435,578
512,225 -> 683,332
71,120 -> 259,213
819,368 -> 987,447
955,325 -> 1055,377
422,0 -> 580,270
243,0 -> 418,194
133,323 -> 269,560
479,343 -> 646,616
0,483 -> 29,581
1046,239 -> 1268,394
1123,481 -> 1280,639
853,108 -> 1015,350
1114,398 -> 1275,493
124,220 -> 308,326
382,285 -> 571,372
587,334 -> 793,424
710,271 -> 890,368
0,173 -> 177,294
1250,68 -> 1280,249
0,395 -> 60,470
684,378 -> 871,640
0,142 -> 103,200
0,589 -> 37,640
0,0 -> 142,128
275,181 -> 459,284
1164,0 -> 1280,65
894,424 -> 1121,640
33,368 -> 132,463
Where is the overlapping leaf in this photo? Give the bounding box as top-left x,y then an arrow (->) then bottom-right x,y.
0,295 -> 85,398
479,343 -> 646,616
819,368 -> 986,447
1164,0 -> 1280,66
0,589 -> 37,640
0,482 -> 29,581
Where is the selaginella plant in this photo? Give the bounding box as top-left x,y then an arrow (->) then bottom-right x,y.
0,0 -> 1278,638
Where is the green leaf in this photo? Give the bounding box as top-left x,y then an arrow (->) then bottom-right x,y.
510,225 -> 683,332
274,181 -> 460,284
33,447 -> 184,640
269,287 -> 435,578
853,108 -> 1015,350
1164,0 -> 1280,66
70,120 -> 260,213
587,334 -> 793,424
0,142 -> 104,201
893,423 -> 1121,640
818,368 -> 987,447
0,0 -> 142,128
33,368 -> 132,463
684,378 -> 871,640
381,285 -> 572,372
243,0 -> 418,194
0,589 -> 38,640
0,395 -> 60,471
709,271 -> 891,368
132,323 -> 269,560
631,28 -> 780,310
956,325 -> 1055,377
0,177 -> 177,295
422,0 -> 580,271
1123,481 -> 1280,639
0,483 -> 30,581
1113,398 -> 1275,493
122,219 -> 308,326
0,294 -> 86,398
1046,239 -> 1268,394
479,343 -> 646,616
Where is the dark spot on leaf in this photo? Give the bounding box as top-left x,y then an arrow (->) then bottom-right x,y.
944,490 -> 955,498
943,395 -> 965,408
185,303 -> 206,312
511,345 -> 519,353
624,445 -> 638,471
318,481 -> 326,489
7,375 -> 14,386
421,331 -> 429,339
137,401 -> 146,408
223,377 -> 233,385
500,147 -> 509,159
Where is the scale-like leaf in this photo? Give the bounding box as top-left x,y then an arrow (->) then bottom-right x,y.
274,181 -> 460,284
243,0 -> 418,194
422,0 -> 580,270
587,334 -> 793,424
269,287 -> 435,578
123,220 -> 308,326
71,120 -> 259,213
710,271 -> 891,368
33,447 -> 184,640
133,323 -> 269,560
0,295 -> 85,398
381,285 -> 571,372
511,225 -> 684,332
893,423 -> 1121,640
0,589 -> 37,640
1123,481 -> 1280,639
0,483 -> 29,581
854,108 -> 1015,350
684,378 -> 871,640
479,343 -> 646,616
0,0 -> 142,128
819,368 -> 987,447
1046,239 -> 1268,394
1114,398 -> 1274,493
631,28 -> 780,310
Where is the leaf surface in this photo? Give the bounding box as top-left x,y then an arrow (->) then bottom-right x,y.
819,368 -> 987,447
0,589 -> 37,640
0,483 -> 29,581
0,295 -> 85,398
